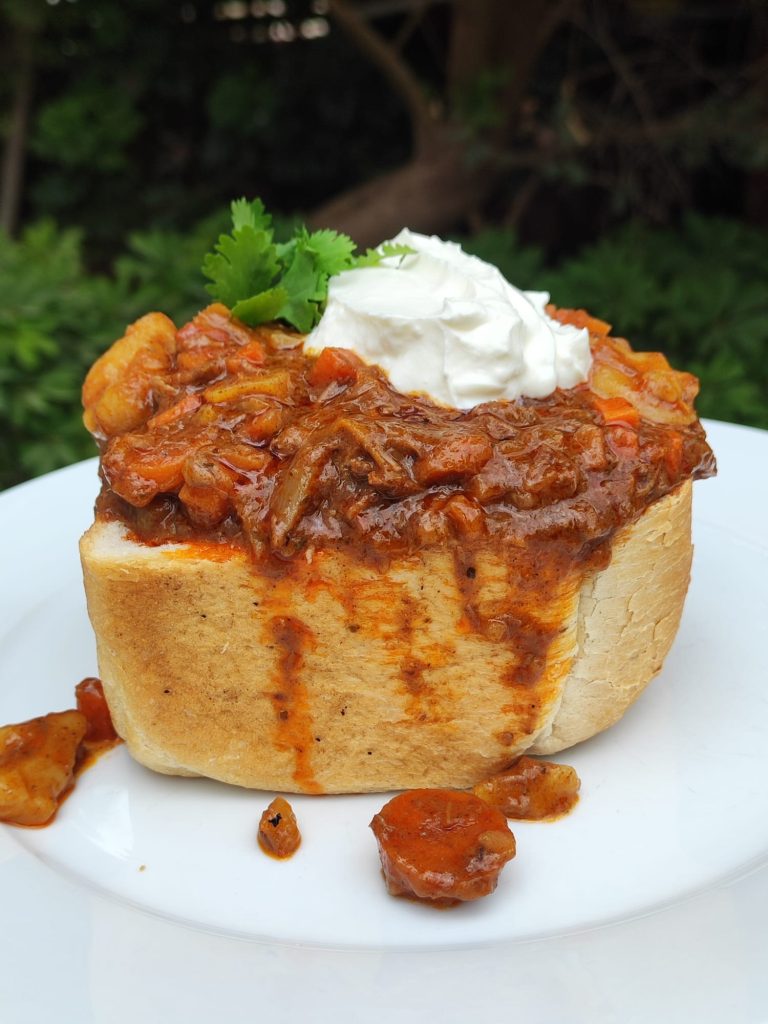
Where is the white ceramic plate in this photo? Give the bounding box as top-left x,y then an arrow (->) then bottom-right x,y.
1,419 -> 767,1022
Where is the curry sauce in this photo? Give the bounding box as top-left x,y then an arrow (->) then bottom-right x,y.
86,304 -> 715,569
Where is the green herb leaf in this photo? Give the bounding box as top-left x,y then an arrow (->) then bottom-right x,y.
274,246 -> 327,333
232,285 -> 289,326
200,198 -> 413,332
275,238 -> 296,265
230,197 -> 272,233
202,225 -> 279,307
352,241 -> 414,269
303,228 -> 357,276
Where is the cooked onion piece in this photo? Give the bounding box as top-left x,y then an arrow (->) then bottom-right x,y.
473,756 -> 580,820
0,711 -> 87,826
82,313 -> 177,438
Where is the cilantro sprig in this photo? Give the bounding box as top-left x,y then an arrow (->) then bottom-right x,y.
202,198 -> 412,333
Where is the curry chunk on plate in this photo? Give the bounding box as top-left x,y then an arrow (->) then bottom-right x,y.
0,711 -> 87,826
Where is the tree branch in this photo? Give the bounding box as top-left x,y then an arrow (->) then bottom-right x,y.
0,24 -> 35,237
447,0 -> 577,146
327,0 -> 440,150
392,0 -> 428,53
586,9 -> 689,200
503,170 -> 542,228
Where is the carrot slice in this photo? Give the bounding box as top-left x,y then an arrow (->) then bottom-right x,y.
147,393 -> 203,429
546,306 -> 612,336
225,339 -> 266,374
178,483 -> 231,526
592,396 -> 640,427
308,347 -> 362,388
104,440 -> 188,504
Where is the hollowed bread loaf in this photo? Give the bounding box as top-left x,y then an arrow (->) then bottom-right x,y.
80,304 -> 714,793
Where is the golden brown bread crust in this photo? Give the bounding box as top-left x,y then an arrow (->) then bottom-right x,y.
79,481 -> 692,792
530,478 -> 692,753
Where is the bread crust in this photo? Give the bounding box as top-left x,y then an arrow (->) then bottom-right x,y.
80,481 -> 692,792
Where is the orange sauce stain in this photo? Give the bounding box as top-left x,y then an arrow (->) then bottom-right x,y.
11,735 -> 122,830
75,736 -> 122,778
301,560 -> 361,627
161,540 -> 246,562
447,542 -> 587,753
268,616 -> 323,794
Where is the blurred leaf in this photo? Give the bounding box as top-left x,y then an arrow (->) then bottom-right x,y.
454,67 -> 510,136
31,84 -> 143,172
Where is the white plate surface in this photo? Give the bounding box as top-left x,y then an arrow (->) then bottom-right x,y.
1,419 -> 767,1022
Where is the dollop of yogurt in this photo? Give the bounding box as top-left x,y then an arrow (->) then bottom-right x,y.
306,229 -> 591,408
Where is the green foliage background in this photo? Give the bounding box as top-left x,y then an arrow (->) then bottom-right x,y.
0,212 -> 765,491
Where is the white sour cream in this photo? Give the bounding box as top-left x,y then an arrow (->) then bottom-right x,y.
306,229 -> 591,409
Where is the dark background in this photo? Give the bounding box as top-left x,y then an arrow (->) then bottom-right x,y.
1,0 -> 766,488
